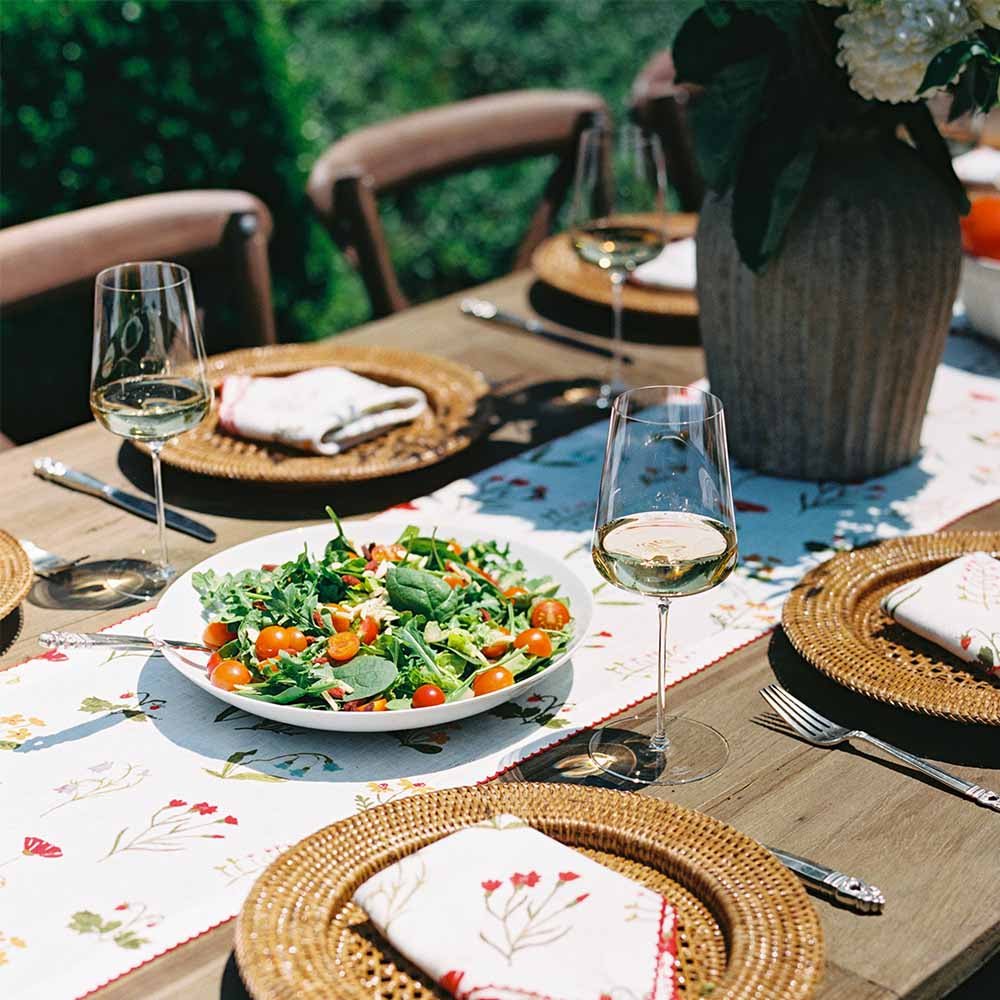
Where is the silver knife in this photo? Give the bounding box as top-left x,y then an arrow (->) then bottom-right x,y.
40,631 -> 210,652
767,845 -> 884,914
460,298 -> 635,365
33,457 -> 216,543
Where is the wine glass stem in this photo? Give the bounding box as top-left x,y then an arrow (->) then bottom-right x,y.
148,441 -> 169,571
652,598 -> 671,753
608,268 -> 626,394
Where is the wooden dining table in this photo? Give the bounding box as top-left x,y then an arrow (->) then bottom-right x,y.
1,271 -> 998,1000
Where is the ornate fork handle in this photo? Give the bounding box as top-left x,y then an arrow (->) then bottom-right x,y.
861,734 -> 1000,813
39,632 -> 208,652
767,846 -> 884,914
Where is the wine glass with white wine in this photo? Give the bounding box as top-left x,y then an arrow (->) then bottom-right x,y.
590,386 -> 737,785
91,261 -> 210,598
569,124 -> 667,408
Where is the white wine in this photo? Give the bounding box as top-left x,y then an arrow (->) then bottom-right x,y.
92,376 -> 209,441
593,511 -> 737,598
573,223 -> 664,271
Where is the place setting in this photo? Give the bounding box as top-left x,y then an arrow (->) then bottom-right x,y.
3,4 -> 1000,1000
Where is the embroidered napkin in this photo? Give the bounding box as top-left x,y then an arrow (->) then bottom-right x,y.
353,814 -> 679,1000
881,552 -> 1000,675
217,367 -> 427,455
953,147 -> 1000,189
631,237 -> 696,291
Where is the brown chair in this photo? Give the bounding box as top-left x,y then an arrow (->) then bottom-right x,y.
629,51 -> 704,211
0,190 -> 276,445
307,89 -> 609,318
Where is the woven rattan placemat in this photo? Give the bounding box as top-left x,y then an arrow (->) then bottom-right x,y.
0,531 -> 31,621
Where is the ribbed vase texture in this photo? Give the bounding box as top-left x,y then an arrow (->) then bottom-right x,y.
696,139 -> 962,481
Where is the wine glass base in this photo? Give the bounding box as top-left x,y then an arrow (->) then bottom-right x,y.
105,559 -> 176,600
587,714 -> 729,786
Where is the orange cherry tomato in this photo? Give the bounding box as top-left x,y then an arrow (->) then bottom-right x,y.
482,626 -> 512,660
317,604 -> 352,632
285,627 -> 309,653
412,683 -> 446,708
530,600 -> 571,630
259,658 -> 280,675
371,698 -> 388,711
446,539 -> 463,556
210,659 -> 252,691
443,573 -> 468,589
503,586 -> 528,601
203,621 -> 236,649
371,543 -> 407,563
513,628 -> 553,658
961,195 -> 1000,260
255,626 -> 289,660
206,650 -> 222,673
356,616 -> 379,645
472,666 -> 515,696
327,631 -> 361,662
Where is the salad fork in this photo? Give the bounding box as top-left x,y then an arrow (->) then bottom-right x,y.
759,684 -> 1000,813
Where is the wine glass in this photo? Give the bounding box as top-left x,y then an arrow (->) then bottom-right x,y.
91,261 -> 210,598
569,124 -> 667,408
589,386 -> 736,785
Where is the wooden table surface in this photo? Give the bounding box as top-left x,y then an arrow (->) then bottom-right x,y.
2,271 -> 998,1000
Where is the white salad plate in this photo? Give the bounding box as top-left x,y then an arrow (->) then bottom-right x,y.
155,517 -> 593,732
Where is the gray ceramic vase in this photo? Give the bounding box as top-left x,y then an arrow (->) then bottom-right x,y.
696,136 -> 962,482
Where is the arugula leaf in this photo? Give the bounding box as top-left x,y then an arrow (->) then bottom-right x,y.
330,655 -> 398,702
324,506 -> 354,554
386,565 -> 457,620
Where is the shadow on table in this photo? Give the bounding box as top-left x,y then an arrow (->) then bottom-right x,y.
0,606 -> 23,656
114,379 -> 608,521
28,561 -> 147,611
767,628 -> 1000,769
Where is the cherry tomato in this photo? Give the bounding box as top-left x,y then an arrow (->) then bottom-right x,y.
371,698 -> 388,711
503,586 -> 528,601
472,666 -> 515,696
513,628 -> 553,658
356,616 -> 379,645
317,604 -> 352,632
259,658 -> 280,675
327,631 -> 361,662
206,651 -> 222,674
443,573 -> 468,589
446,539 -> 463,556
411,683 -> 446,708
482,626 -> 512,660
255,626 -> 289,660
530,600 -> 571,630
210,659 -> 252,691
285,627 -> 309,653
203,621 -> 236,649
371,543 -> 407,563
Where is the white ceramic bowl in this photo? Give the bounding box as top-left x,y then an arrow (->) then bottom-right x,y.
155,516 -> 593,732
960,254 -> 1000,342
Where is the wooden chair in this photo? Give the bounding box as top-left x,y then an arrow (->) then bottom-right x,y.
307,89 -> 609,318
629,51 -> 704,211
0,190 -> 276,445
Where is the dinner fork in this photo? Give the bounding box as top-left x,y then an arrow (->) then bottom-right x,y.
759,684 -> 1000,812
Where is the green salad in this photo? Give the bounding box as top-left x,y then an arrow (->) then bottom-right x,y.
191,509 -> 574,712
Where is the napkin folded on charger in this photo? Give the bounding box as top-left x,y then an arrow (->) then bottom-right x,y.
217,367 -> 427,456
353,814 -> 680,1000
952,147 -> 1000,189
880,552 -> 1000,676
630,237 -> 697,291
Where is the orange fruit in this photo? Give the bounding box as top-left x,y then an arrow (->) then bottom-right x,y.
960,196 -> 1000,260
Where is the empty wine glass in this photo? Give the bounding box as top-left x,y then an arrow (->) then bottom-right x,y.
91,261 -> 210,598
590,386 -> 737,785
569,124 -> 667,407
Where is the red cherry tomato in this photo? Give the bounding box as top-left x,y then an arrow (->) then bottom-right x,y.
472,666 -> 515,696
210,659 -> 252,691
206,651 -> 222,673
203,621 -> 236,649
411,683 -> 446,708
356,616 -> 379,645
327,631 -> 361,662
513,628 -> 553,658
482,626 -> 512,660
530,600 -> 571,630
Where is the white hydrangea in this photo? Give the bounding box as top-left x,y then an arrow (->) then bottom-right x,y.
834,0 -> 980,104
970,1 -> 1000,28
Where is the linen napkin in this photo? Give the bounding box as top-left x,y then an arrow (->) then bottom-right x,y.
217,367 -> 427,455
630,237 -> 696,291
952,147 -> 1000,189
353,814 -> 680,1000
880,552 -> 1000,675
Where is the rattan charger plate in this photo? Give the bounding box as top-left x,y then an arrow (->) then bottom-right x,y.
152,344 -> 490,483
531,213 -> 699,316
783,532 -> 1000,725
0,531 -> 32,620
235,784 -> 824,1000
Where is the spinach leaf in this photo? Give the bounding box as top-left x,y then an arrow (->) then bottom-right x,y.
324,506 -> 354,555
330,655 -> 398,702
317,572 -> 346,603
386,565 -> 457,620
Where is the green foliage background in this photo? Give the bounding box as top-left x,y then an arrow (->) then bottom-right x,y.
2,0 -> 696,345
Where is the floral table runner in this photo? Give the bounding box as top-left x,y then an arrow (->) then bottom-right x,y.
2,334 -> 999,999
